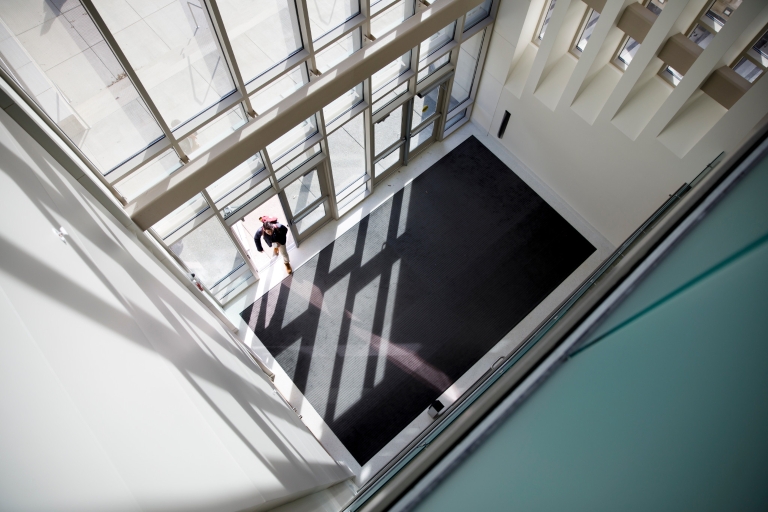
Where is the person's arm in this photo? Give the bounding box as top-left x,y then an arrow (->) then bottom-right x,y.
254,229 -> 264,252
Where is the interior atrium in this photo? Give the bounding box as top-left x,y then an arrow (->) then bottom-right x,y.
1,0 -> 767,509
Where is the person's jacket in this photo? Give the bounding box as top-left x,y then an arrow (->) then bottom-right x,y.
254,223 -> 288,251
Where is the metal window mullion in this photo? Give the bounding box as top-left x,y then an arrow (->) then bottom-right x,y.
294,0 -> 319,73
316,109 -> 341,219
0,65 -> 127,205
202,0 -> 256,117
201,189 -> 261,282
79,0 -> 189,163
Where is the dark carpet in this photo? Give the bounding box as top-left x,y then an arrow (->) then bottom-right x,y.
241,136 -> 595,464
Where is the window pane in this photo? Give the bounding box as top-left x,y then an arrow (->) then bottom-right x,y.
92,0 -> 235,127
115,148 -> 181,201
373,82 -> 408,111
275,144 -> 322,181
444,109 -> 466,131
328,114 -> 366,193
375,146 -> 401,175
170,217 -> 245,288
268,116 -> 318,160
450,30 -> 484,110
753,31 -> 768,59
0,0 -> 164,173
323,83 -> 363,124
218,0 -> 303,84
337,182 -> 366,211
152,193 -> 210,240
409,122 -> 434,151
706,0 -> 741,27
250,65 -> 307,113
315,29 -> 362,72
179,105 -> 247,160
224,180 -> 273,216
420,22 -> 456,61
733,57 -> 763,83
284,169 -> 322,214
374,106 -> 403,155
296,202 -> 327,233
464,0 -> 492,31
370,0 -> 415,39
308,0 -> 360,40
208,153 -> 267,208
618,37 -> 640,66
418,53 -> 450,82
372,52 -> 411,93
538,0 -> 557,40
575,10 -> 600,52
412,87 -> 440,128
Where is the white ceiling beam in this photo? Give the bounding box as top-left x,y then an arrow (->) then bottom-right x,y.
127,0 -> 483,230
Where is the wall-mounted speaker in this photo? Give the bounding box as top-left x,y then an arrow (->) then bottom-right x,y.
498,111 -> 511,139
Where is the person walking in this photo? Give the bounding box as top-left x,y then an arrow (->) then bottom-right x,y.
254,216 -> 292,274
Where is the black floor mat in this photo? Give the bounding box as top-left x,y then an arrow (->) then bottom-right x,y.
241,136 -> 596,464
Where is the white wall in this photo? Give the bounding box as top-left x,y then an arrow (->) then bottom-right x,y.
473,0 -> 768,246
0,106 -> 349,511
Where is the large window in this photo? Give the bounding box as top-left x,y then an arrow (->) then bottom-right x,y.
1,0 -> 495,306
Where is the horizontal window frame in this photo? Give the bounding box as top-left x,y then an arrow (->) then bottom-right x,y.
313,13 -> 367,48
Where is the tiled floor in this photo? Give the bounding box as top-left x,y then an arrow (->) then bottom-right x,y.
225,120 -> 614,485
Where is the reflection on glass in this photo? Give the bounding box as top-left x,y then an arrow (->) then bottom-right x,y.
323,83 -> 363,124
171,217 -> 244,288
152,193 -> 210,240
208,153 -> 267,208
705,0 -> 741,27
296,202 -> 327,233
412,87 -> 439,127
374,82 -> 408,111
418,53 -> 450,82
375,146 -> 401,175
217,0 -> 302,84
284,169 -> 322,214
465,0 -> 492,31
538,0 -> 557,40
315,29 -> 362,72
372,52 -> 411,93
268,116 -> 319,160
371,0 -> 415,39
618,37 -> 640,66
420,22 -> 456,61
575,10 -> 600,53
0,0 -> 163,173
115,148 -> 181,200
450,30 -> 484,110
409,122 -> 434,151
688,24 -> 713,49
250,65 -> 307,114
178,105 -> 247,160
224,180 -> 273,216
444,109 -> 466,131
734,57 -> 763,83
307,0 -> 360,40
92,0 -> 235,126
276,144 -> 322,181
374,106 -> 403,154
328,114 -> 366,193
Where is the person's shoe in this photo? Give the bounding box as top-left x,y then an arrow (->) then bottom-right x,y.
273,247 -> 279,256
285,263 -> 293,274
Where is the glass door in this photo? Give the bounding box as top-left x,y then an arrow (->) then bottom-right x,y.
278,161 -> 333,243
405,79 -> 448,161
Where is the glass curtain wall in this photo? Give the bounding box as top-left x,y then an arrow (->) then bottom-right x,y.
0,0 -> 495,305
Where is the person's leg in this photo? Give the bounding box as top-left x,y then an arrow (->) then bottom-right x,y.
277,243 -> 292,273
277,243 -> 290,263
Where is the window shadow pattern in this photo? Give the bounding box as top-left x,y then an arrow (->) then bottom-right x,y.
241,136 -> 596,464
